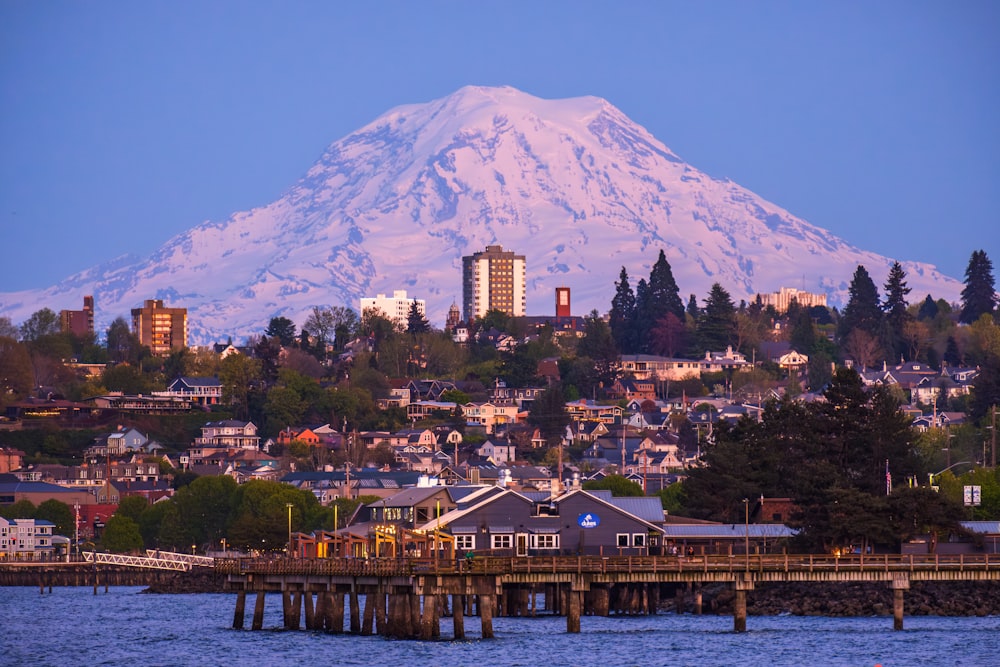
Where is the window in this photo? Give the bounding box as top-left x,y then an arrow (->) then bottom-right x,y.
491,534 -> 513,550
632,533 -> 646,547
531,534 -> 559,549
415,507 -> 429,523
616,533 -> 630,548
455,534 -> 475,551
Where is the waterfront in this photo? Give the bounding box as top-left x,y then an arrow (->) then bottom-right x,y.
1,587 -> 998,666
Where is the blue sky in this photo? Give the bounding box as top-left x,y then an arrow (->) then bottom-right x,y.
1,1 -> 997,294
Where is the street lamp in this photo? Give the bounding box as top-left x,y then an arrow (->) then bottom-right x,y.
742,498 -> 750,568
286,503 -> 294,558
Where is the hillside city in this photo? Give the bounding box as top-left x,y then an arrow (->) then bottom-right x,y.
1,246 -> 998,563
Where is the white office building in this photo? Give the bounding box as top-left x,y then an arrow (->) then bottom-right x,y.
360,290 -> 426,328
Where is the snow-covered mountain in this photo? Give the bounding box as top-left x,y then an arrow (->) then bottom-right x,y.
0,85 -> 962,344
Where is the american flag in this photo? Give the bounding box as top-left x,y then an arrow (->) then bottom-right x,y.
885,460 -> 892,495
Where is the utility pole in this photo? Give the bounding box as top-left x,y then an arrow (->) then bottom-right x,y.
992,405 -> 997,468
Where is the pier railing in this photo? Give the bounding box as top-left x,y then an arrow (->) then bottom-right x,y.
216,553 -> 1000,578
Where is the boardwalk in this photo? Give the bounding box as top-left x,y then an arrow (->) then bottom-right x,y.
217,553 -> 1000,636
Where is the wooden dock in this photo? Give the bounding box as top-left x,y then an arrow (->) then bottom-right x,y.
217,553 -> 1000,635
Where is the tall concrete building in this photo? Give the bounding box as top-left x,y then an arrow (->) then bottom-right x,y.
131,299 -> 187,356
60,295 -> 95,337
757,287 -> 828,313
359,290 -> 425,329
462,244 -> 526,322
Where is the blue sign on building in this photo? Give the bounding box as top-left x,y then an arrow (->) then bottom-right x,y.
577,513 -> 600,528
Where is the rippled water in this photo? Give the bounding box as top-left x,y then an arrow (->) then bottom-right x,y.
1,586 -> 998,666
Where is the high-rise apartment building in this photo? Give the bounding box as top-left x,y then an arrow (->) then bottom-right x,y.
757,287 -> 828,313
60,295 -> 95,337
131,299 -> 187,356
359,290 -> 426,328
462,245 -> 526,322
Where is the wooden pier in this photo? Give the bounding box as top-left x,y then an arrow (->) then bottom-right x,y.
217,553 -> 1000,636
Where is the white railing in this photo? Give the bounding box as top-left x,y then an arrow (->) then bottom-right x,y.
145,550 -> 215,567
83,551 -> 191,571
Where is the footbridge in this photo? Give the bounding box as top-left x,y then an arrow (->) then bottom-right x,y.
81,550 -> 215,572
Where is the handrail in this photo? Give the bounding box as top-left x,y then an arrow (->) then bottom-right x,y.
215,553 -> 1000,578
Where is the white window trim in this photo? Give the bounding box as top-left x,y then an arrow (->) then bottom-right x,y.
616,533 -> 630,548
530,534 -> 559,549
455,534 -> 475,551
491,534 -> 513,550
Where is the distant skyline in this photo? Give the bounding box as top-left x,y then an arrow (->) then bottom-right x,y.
2,1 -> 997,298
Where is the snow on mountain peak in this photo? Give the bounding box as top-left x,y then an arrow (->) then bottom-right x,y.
0,86 -> 962,344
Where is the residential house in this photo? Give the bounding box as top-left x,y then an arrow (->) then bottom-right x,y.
406,401 -> 458,422
189,420 -> 260,463
463,402 -> 520,434
85,427 -> 149,460
477,438 -> 516,465
606,378 -> 657,402
564,399 -> 623,425
0,447 -> 25,474
618,354 -> 704,382
154,376 -> 223,406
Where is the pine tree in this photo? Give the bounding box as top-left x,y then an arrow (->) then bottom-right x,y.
882,261 -> 912,361
609,267 -> 636,353
917,294 -> 939,321
686,294 -> 700,321
647,250 -> 686,323
960,250 -> 998,324
697,283 -> 737,353
838,265 -> 884,344
406,301 -> 430,336
633,278 -> 651,352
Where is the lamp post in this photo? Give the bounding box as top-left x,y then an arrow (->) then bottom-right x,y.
286,503 -> 294,558
742,498 -> 749,569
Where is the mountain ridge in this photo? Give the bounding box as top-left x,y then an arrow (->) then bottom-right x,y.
0,85 -> 962,344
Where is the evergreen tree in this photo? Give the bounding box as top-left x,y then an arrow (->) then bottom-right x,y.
917,294 -> 939,321
943,335 -> 962,366
633,278 -> 651,352
265,317 -> 297,347
527,383 -> 571,448
646,249 -> 686,324
789,307 -> 817,354
686,294 -> 700,321
577,310 -> 619,388
960,250 -> 998,324
609,267 -> 636,353
882,261 -> 912,361
406,301 -> 430,336
696,283 -> 737,353
838,265 -> 884,351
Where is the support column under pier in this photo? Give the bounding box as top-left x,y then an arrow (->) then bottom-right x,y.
480,593 -> 495,639
420,594 -> 438,640
452,595 -> 465,639
303,592 -> 315,630
252,591 -> 266,631
567,590 -> 581,634
332,592 -> 345,633
233,590 -> 246,630
349,592 -> 361,634
375,593 -> 388,636
891,575 -> 910,631
733,575 -> 754,633
361,594 -> 375,636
